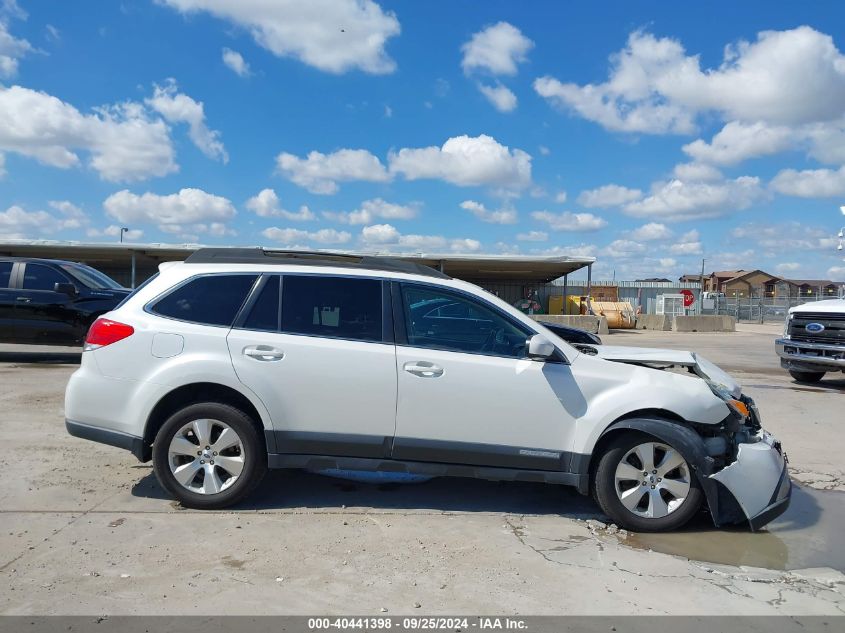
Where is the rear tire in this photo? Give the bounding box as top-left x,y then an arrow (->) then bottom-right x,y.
788,370 -> 825,383
152,402 -> 267,509
592,432 -> 703,532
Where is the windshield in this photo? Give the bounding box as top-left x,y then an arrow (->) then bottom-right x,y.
60,264 -> 124,290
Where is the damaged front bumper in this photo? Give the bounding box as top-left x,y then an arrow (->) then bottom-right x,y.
710,430 -> 791,530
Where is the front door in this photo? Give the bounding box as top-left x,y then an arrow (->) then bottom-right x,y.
227,274 -> 398,458
15,262 -> 81,345
393,283 -> 582,471
0,262 -> 17,343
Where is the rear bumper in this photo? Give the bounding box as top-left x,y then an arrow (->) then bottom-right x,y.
65,418 -> 147,461
776,338 -> 845,371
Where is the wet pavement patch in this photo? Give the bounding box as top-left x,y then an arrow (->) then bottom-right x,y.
623,485 -> 845,571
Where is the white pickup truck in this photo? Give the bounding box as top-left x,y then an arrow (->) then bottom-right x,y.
775,299 -> 845,382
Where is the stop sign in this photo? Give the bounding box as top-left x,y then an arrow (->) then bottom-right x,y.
680,289 -> 695,307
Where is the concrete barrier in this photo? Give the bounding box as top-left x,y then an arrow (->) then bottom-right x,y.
635,314 -> 671,331
672,315 -> 736,332
532,315 -> 609,335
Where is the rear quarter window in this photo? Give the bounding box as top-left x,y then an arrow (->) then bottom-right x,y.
150,274 -> 258,327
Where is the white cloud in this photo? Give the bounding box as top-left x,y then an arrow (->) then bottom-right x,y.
477,82 -> 517,112
516,230 -> 548,242
538,145 -> 550,156
776,262 -> 802,274
263,226 -> 351,244
0,201 -> 89,239
683,121 -> 794,165
672,162 -> 723,182
146,79 -> 227,163
770,165 -> 845,198
87,225 -> 145,240
577,184 -> 642,208
245,188 -> 315,221
461,21 -> 533,76
669,229 -> 703,255
629,222 -> 673,241
0,1 -> 33,79
104,188 -> 236,233
624,176 -> 764,221
604,239 -> 648,257
389,134 -> 532,190
160,0 -> 400,74
222,47 -> 250,76
360,223 -> 481,253
534,243 -> 598,258
730,222 -> 838,252
554,191 -> 567,203
0,152 -> 5,178
0,205 -> 54,239
659,258 -> 677,268
0,85 -> 176,182
531,210 -> 608,232
460,199 -> 517,224
827,266 -> 845,280
276,148 -> 389,194
324,197 -> 418,224
534,27 -> 845,134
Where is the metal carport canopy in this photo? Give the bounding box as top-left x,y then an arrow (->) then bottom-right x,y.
0,242 -> 595,285
403,253 -> 595,284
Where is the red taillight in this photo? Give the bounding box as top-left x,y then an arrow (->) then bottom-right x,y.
84,318 -> 134,350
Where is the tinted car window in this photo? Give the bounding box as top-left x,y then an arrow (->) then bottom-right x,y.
281,275 -> 382,342
22,263 -> 69,291
243,276 -> 280,332
0,262 -> 12,288
61,264 -> 123,289
152,274 -> 257,327
402,285 -> 529,358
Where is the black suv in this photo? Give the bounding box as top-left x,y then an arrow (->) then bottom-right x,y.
0,258 -> 131,345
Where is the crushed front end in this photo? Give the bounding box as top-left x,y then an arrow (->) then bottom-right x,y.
698,395 -> 791,530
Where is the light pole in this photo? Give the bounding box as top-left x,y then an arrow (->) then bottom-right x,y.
119,227 -> 130,243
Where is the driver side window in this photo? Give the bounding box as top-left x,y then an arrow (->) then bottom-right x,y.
401,285 -> 530,358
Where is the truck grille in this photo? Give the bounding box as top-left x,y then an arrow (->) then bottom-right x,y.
788,313 -> 845,344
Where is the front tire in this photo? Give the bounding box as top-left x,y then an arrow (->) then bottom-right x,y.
789,370 -> 825,383
592,432 -> 703,532
153,402 -> 267,509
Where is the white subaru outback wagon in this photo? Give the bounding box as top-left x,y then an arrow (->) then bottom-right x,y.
65,248 -> 791,532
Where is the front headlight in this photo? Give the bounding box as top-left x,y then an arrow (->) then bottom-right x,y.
705,379 -> 750,418
783,313 -> 793,339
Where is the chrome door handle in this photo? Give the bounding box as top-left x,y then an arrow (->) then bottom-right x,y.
403,361 -> 444,378
16,297 -> 31,303
243,345 -> 285,361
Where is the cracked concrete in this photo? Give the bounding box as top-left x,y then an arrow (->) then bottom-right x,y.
1,328 -> 843,615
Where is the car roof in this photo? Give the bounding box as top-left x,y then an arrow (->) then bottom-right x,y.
185,247 -> 451,280
0,256 -> 80,266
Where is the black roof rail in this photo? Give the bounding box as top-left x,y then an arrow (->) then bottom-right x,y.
184,248 -> 450,279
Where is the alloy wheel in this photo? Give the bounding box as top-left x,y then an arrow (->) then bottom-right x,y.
613,441 -> 691,519
167,418 -> 245,495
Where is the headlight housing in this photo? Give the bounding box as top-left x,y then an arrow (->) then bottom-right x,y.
783,313 -> 793,339
705,379 -> 750,418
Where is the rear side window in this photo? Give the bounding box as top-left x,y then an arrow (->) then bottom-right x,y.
0,262 -> 12,288
242,275 -> 281,331
151,274 -> 257,327
22,263 -> 69,291
281,275 -> 382,342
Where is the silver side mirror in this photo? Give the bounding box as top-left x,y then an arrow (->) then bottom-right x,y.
527,334 -> 555,360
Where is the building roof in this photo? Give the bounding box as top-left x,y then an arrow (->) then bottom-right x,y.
722,269 -> 780,284
0,240 -> 595,284
782,279 -> 842,287
711,270 -> 746,279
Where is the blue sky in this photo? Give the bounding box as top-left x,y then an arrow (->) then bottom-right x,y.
2,0 -> 845,281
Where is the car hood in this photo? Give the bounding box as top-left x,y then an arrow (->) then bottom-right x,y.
592,345 -> 741,399
789,298 -> 845,314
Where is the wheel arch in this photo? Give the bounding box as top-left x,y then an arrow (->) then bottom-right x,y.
141,382 -> 271,462
580,412 -> 733,527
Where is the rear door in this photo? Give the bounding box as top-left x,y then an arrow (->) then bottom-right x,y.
227,273 -> 398,458
0,262 -> 17,343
